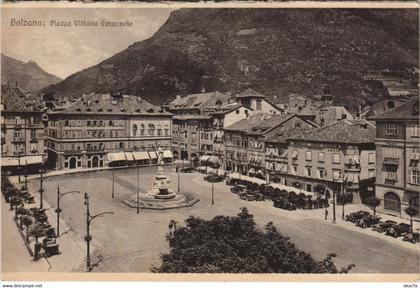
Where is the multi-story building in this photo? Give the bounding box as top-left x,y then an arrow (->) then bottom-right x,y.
47,93 -> 173,170
285,119 -> 376,202
370,98 -> 419,220
224,114 -> 316,176
1,83 -> 46,174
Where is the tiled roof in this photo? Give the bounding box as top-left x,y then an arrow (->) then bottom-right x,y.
224,114 -> 272,133
247,114 -> 294,136
370,98 -> 419,120
173,115 -> 212,120
289,119 -> 376,144
208,103 -> 252,115
265,127 -> 313,144
1,84 -> 41,112
236,88 -> 266,98
170,91 -> 231,110
50,93 -> 170,115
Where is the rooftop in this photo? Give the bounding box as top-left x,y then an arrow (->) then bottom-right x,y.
224,114 -> 273,133
50,93 -> 170,115
289,119 -> 376,144
170,91 -> 231,110
236,88 -> 266,99
370,98 -> 419,120
1,84 -> 41,112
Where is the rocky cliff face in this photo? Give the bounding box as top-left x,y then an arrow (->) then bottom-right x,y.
1,54 -> 62,92
43,8 -> 419,111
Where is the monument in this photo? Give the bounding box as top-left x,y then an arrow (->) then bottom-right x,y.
122,148 -> 199,210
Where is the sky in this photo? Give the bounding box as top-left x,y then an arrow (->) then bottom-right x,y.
1,8 -> 174,79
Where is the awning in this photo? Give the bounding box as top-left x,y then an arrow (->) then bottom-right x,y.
148,151 -> 158,159
199,155 -> 210,162
24,155 -> 43,165
207,155 -> 220,165
256,169 -> 264,175
1,157 -> 20,167
132,151 -> 150,161
107,152 -> 126,162
125,153 -> 134,162
163,150 -> 173,158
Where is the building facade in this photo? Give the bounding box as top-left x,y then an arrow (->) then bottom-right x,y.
284,120 -> 376,202
371,98 -> 419,220
1,84 -> 46,174
47,93 -> 173,170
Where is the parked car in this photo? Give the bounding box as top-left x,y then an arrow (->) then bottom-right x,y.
231,185 -> 247,195
180,167 -> 195,173
356,215 -> 381,228
273,198 -> 296,211
345,210 -> 370,223
239,193 -> 256,201
204,174 -> 224,183
403,229 -> 420,244
386,222 -> 411,238
372,220 -> 398,233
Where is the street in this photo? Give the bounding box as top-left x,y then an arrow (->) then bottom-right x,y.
20,165 -> 419,273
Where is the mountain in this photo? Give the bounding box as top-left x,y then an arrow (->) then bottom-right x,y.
1,54 -> 62,92
42,9 -> 419,111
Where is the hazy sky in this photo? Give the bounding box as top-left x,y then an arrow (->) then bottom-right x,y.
1,8 -> 174,79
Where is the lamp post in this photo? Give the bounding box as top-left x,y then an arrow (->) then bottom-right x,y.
17,152 -> 23,183
24,167 -> 28,191
111,168 -> 115,199
39,168 -> 45,209
84,192 -> 113,272
211,181 -> 214,205
177,165 -> 180,193
332,176 -> 336,224
136,166 -> 140,214
56,185 -> 80,236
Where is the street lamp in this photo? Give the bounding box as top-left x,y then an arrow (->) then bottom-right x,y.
136,166 -> 140,214
84,192 -> 113,272
39,167 -> 45,209
56,185 -> 80,236
211,181 -> 214,205
24,167 -> 28,191
177,165 -> 180,193
111,168 -> 115,199
17,152 -> 23,183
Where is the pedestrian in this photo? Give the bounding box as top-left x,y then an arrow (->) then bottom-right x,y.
324,208 -> 328,220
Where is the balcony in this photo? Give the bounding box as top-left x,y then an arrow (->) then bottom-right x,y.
30,137 -> 38,143
12,136 -> 25,143
383,157 -> 399,165
385,172 -> 398,181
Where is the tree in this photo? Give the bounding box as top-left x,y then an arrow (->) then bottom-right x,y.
405,206 -> 418,233
365,196 -> 381,216
21,216 -> 33,242
337,193 -> 353,220
152,208 -> 354,273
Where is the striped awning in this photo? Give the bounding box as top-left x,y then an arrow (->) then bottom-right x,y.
148,151 -> 158,159
132,151 -> 150,161
163,150 -> 173,158
1,157 -> 20,167
24,155 -> 43,165
107,152 -> 126,162
199,155 -> 210,162
125,153 -> 134,162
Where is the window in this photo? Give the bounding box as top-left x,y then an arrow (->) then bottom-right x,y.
256,99 -> 262,110
384,146 -> 400,158
87,121 -> 91,127
157,129 -> 162,136
368,169 -> 375,178
64,120 -> 69,127
165,129 -> 169,136
306,184 -> 312,192
384,192 -> 401,212
333,170 -> 341,181
292,150 -> 298,160
410,170 -> 420,185
30,129 -> 36,139
119,142 -> 124,149
236,110 -> 240,114
305,168 -> 312,177
292,165 -> 298,174
333,153 -> 340,164
385,123 -> 398,136
132,124 -> 138,137
409,124 -> 420,138
306,151 -> 312,161
318,169 -> 325,179
109,120 -> 114,126
294,122 -> 301,128
318,152 -> 325,162
368,153 -> 375,164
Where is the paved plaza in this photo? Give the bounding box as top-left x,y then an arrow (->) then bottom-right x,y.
4,165 -> 420,273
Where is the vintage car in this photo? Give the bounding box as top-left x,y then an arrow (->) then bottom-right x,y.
231,184 -> 247,195
372,220 -> 398,233
356,215 -> 381,228
403,230 -> 420,244
386,222 -> 411,238
204,174 -> 224,183
239,192 -> 256,201
273,198 -> 296,211
179,167 -> 195,173
345,210 -> 370,223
